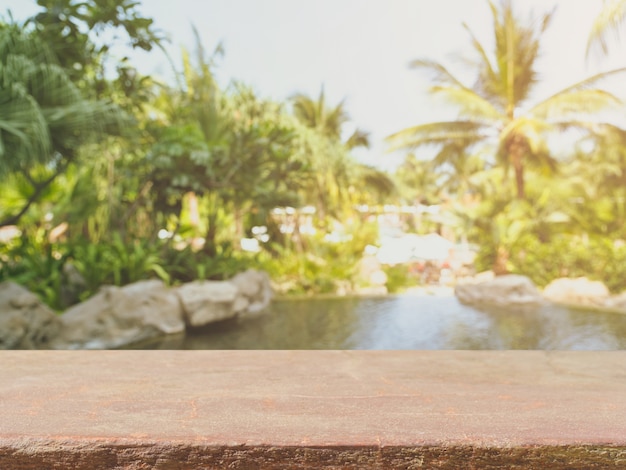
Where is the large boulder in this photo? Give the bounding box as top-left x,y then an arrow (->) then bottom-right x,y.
603,292 -> 626,312
230,269 -> 273,316
52,280 -> 185,349
0,281 -> 62,349
454,274 -> 544,307
176,271 -> 273,327
542,277 -> 610,308
176,280 -> 240,327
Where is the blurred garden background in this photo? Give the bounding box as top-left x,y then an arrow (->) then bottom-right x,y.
3,0 -> 626,310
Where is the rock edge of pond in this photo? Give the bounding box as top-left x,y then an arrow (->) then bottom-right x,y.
0,269 -> 272,349
2,273 -> 626,349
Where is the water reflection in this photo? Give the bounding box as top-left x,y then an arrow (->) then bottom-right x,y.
130,296 -> 626,350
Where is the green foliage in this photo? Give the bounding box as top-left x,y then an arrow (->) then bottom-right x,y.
0,231 -> 172,308
387,0 -> 626,199
382,264 -> 416,293
0,24 -> 128,227
258,243 -> 355,295
70,234 -> 169,295
507,235 -> 626,293
27,0 -> 164,87
0,235 -> 68,310
586,0 -> 626,58
291,85 -> 370,149
0,25 -> 103,174
161,243 -> 254,284
0,231 -> 262,309
258,220 -> 379,295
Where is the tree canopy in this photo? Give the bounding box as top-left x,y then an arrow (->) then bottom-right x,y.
387,0 -> 626,199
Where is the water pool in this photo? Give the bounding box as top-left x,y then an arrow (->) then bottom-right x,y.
131,295 -> 626,350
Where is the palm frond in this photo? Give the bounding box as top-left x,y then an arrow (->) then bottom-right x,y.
530,67 -> 626,119
345,128 -> 370,150
487,0 -> 553,109
0,78 -> 50,175
586,0 -> 626,58
531,88 -> 621,120
500,116 -> 551,143
0,25 -> 128,178
290,86 -> 354,143
550,119 -> 617,135
462,22 -> 498,96
430,85 -> 504,122
355,164 -> 396,198
386,121 -> 488,152
431,139 -> 481,169
547,67 -> 626,95
409,59 -> 468,89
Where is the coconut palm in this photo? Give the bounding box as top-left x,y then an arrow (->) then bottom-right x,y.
291,86 -> 370,150
387,0 -> 626,199
587,0 -> 626,58
290,86 -> 373,220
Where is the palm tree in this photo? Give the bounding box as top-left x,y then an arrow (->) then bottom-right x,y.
394,153 -> 441,206
0,23 -> 124,226
387,0 -> 626,199
290,86 -> 372,220
291,86 -> 370,149
587,0 -> 626,58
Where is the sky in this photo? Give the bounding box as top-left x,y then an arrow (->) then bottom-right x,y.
4,0 -> 625,169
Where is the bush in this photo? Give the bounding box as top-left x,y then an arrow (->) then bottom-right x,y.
0,231 -> 259,309
161,242 -> 255,284
257,219 -> 379,296
382,263 -> 416,293
508,235 -> 626,293
0,236 -> 68,310
257,241 -> 358,295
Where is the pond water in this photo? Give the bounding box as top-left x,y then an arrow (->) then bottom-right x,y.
131,295 -> 626,350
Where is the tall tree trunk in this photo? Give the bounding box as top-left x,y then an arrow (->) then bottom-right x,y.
493,246 -> 509,275
187,192 -> 199,229
203,193 -> 219,258
233,204 -> 244,250
508,134 -> 527,199
513,158 -> 525,200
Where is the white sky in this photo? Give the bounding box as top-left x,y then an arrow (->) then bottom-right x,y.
4,0 -> 625,169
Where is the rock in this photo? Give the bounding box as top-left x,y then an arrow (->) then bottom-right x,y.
59,262 -> 87,308
454,274 -> 544,307
543,277 -> 610,308
176,280 -> 239,327
231,269 -> 262,298
603,292 -> 626,311
0,281 -> 62,349
230,269 -> 273,316
456,270 -> 495,285
52,280 -> 185,349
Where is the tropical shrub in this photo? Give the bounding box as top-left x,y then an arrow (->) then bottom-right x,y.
507,235 -> 626,293
0,235 -> 68,310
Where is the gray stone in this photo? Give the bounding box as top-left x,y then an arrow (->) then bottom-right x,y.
176,280 -> 239,327
60,262 -> 87,308
52,280 -> 185,349
230,269 -> 262,297
0,281 -> 61,349
232,295 -> 250,314
454,274 -> 544,307
543,277 -> 610,307
603,292 -> 626,311
230,269 -> 273,316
